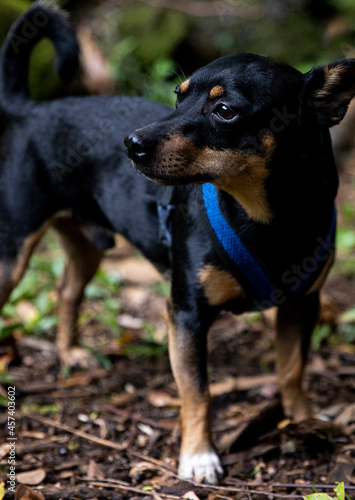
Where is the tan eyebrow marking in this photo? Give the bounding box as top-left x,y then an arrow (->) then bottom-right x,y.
179,79 -> 190,93
209,85 -> 225,99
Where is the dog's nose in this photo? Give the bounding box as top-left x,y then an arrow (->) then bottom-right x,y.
124,133 -> 147,161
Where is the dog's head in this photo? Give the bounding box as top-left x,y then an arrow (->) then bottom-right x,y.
125,54 -> 355,222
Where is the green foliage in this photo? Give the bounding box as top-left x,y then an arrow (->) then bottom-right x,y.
150,280 -> 171,298
120,342 -> 167,359
0,322 -> 23,341
110,41 -> 179,106
312,324 -> 332,350
329,0 -> 355,19
331,203 -> 355,278
1,245 -> 63,336
85,269 -> 122,298
21,402 -> 60,416
312,305 -> 355,348
337,308 -> 355,344
248,11 -> 323,67
84,269 -> 122,337
0,232 -> 124,341
336,227 -> 355,253
0,0 -> 31,42
304,482 -> 346,500
118,5 -> 189,65
107,3 -> 190,105
83,345 -> 113,370
341,201 -> 355,223
29,40 -> 63,101
0,2 -> 65,102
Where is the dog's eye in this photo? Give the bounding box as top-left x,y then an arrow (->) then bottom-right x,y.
215,104 -> 237,121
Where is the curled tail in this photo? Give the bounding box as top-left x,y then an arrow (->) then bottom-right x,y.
0,2 -> 80,116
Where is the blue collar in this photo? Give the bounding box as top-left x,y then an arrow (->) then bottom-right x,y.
202,183 -> 336,309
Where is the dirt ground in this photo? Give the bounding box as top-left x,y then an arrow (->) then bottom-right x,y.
1,162 -> 355,499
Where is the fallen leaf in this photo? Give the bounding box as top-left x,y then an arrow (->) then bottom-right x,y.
328,458 -> 355,484
120,286 -> 149,310
117,314 -> 143,330
20,431 -> 46,440
182,490 -> 201,499
277,419 -> 293,429
17,469 -> 46,486
14,484 -> 45,500
111,392 -> 136,407
86,460 -> 105,480
148,390 -> 180,408
303,494 -> 332,500
0,444 -> 9,461
18,336 -> 55,353
334,402 -> 355,426
16,301 -> 39,322
210,374 -> 277,397
0,482 -> 5,500
129,461 -> 157,483
218,422 -> 249,454
318,403 -> 346,421
151,491 -> 164,500
210,377 -> 238,396
101,257 -> 162,284
138,423 -> 155,436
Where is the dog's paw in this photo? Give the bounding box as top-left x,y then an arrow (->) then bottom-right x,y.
178,450 -> 223,484
59,347 -> 98,370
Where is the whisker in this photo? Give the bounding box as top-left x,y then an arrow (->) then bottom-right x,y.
175,65 -> 188,82
245,169 -> 262,198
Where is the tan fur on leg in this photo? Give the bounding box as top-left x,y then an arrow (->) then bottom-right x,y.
276,293 -> 320,421
168,318 -> 223,483
53,217 -> 103,368
0,225 -> 48,307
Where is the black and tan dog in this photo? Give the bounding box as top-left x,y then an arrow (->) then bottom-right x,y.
1,3 -> 355,484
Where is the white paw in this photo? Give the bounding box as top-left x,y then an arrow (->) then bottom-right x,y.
59,347 -> 98,369
178,450 -> 224,484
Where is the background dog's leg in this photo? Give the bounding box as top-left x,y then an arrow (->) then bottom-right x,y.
53,217 -> 103,369
168,306 -> 223,484
276,292 -> 320,422
0,226 -> 47,308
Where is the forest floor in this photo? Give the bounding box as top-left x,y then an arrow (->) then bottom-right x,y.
1,156 -> 355,499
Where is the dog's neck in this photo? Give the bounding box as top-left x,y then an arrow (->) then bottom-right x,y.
214,126 -> 338,229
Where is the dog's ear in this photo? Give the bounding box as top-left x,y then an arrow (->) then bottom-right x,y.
302,59 -> 355,127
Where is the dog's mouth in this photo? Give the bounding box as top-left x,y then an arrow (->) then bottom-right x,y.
125,132 -> 218,186
131,156 -> 217,186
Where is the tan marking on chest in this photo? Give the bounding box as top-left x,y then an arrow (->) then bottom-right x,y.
209,85 -> 225,99
199,264 -> 244,306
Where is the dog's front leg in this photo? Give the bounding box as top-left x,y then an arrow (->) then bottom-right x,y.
168,306 -> 223,484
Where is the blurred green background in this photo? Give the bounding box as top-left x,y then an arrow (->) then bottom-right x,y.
1,0 -> 355,106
